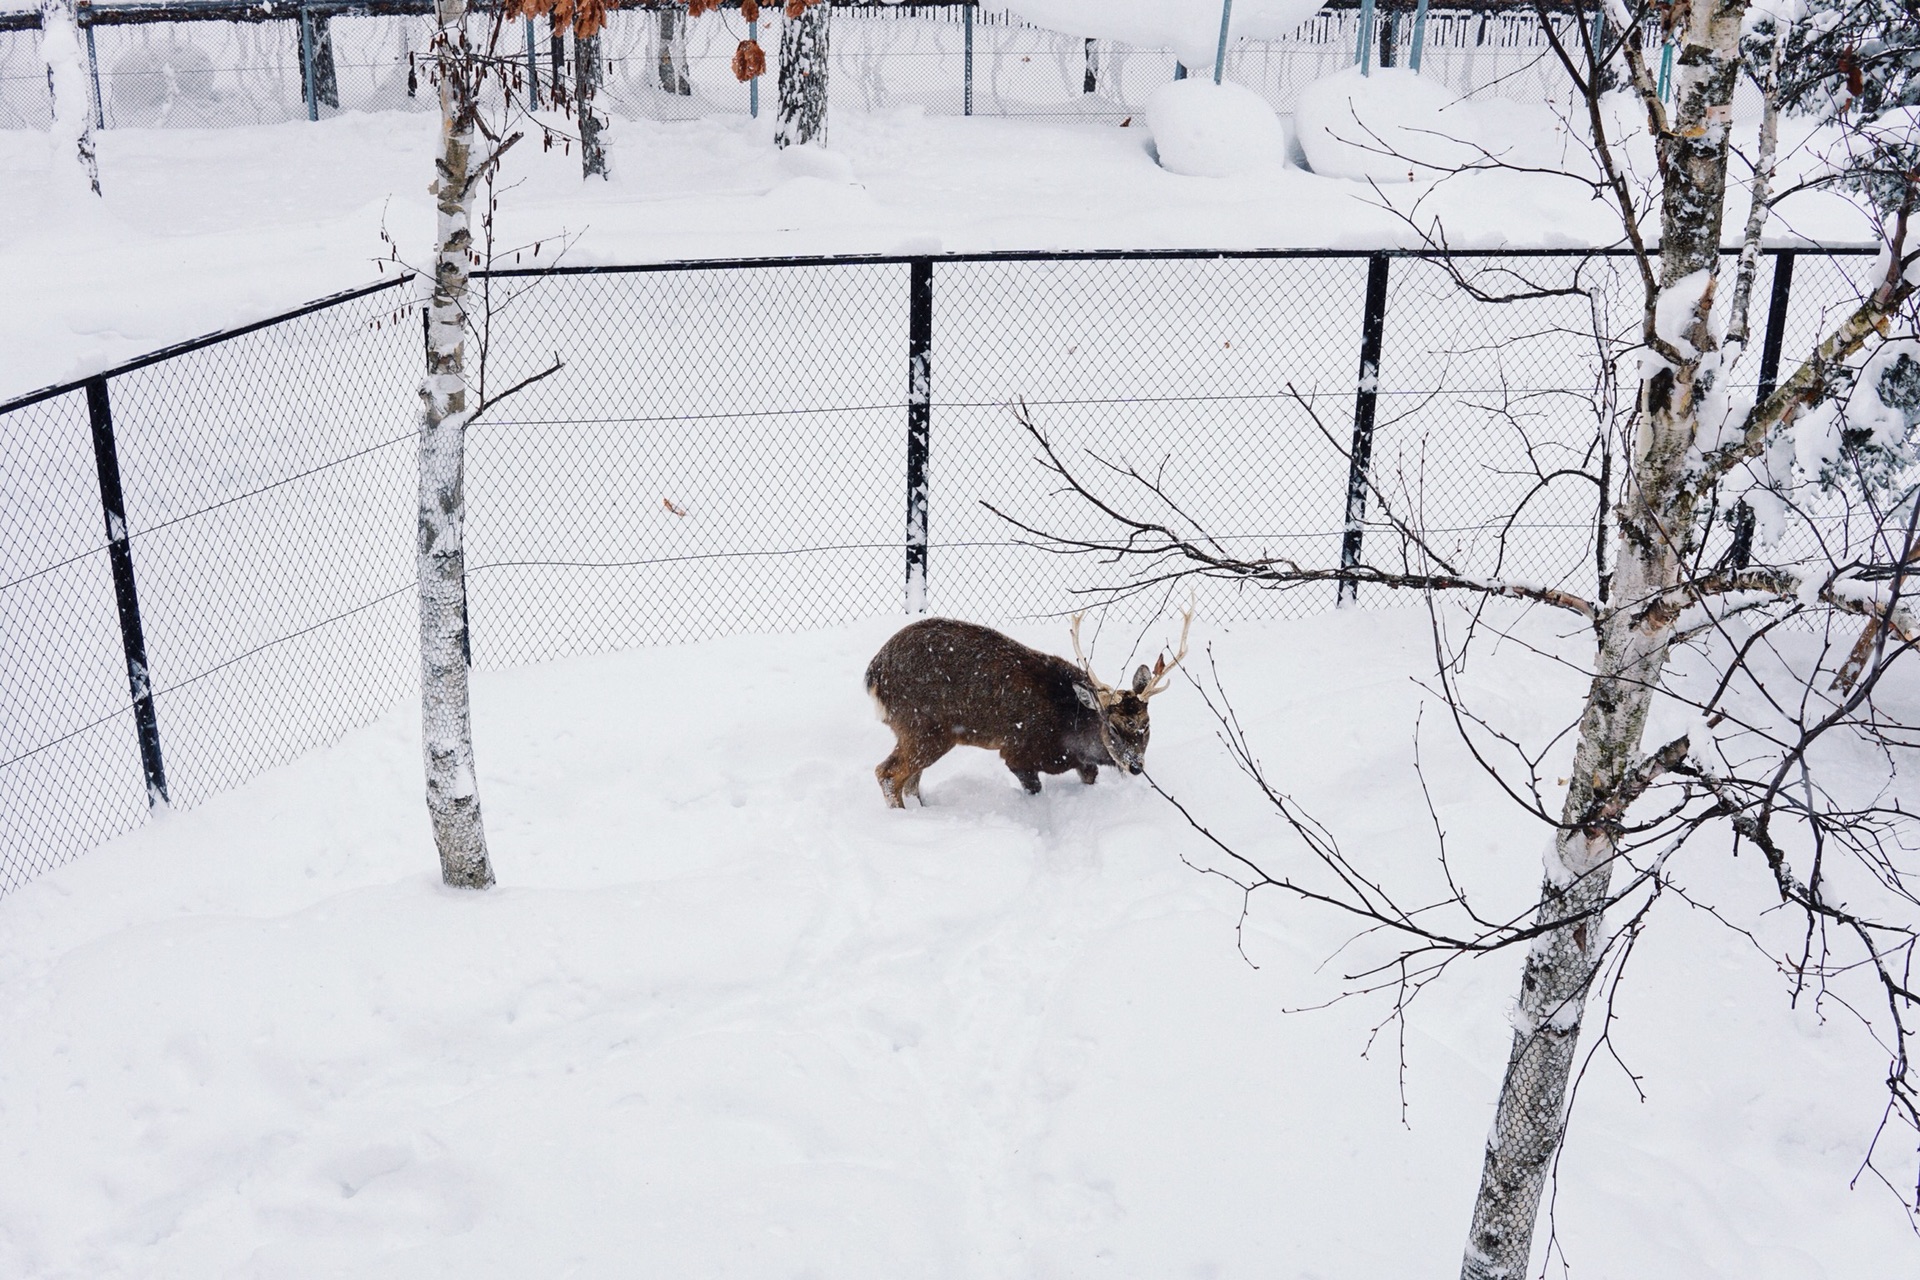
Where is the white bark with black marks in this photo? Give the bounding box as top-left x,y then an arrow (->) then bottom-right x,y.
40,0 -> 99,197
420,0 -> 494,891
775,4 -> 829,149
1460,2 -> 1747,1274
657,6 -> 691,95
577,29 -> 608,178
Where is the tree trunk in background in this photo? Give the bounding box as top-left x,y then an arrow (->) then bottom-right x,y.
419,0 -> 494,891
1459,6 -> 1746,1277
40,0 -> 99,196
657,5 -> 691,95
1083,37 -> 1097,93
301,12 -> 341,110
774,3 -> 829,149
577,29 -> 608,177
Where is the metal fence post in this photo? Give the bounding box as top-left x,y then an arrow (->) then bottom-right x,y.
524,17 -> 539,110
904,257 -> 933,613
299,3 -> 319,121
83,16 -> 105,129
1755,249 -> 1796,403
1730,249 -> 1798,569
1213,0 -> 1232,84
749,14 -> 759,116
85,376 -> 170,810
1409,0 -> 1430,71
962,0 -> 973,116
1356,0 -> 1376,73
1339,253 -> 1391,606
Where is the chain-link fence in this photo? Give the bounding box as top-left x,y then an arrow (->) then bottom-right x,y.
0,0 -> 1604,133
0,245 -> 1883,898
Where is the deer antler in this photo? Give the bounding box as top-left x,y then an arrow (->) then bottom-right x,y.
1138,596 -> 1195,699
1069,611 -> 1116,699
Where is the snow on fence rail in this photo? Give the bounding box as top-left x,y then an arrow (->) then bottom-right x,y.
0,0 -> 1590,132
0,244 -> 1881,897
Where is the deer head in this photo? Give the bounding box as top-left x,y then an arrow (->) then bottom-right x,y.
1069,602 -> 1193,776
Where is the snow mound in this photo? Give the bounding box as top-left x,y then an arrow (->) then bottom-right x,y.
1146,79 -> 1288,179
1295,67 -> 1478,182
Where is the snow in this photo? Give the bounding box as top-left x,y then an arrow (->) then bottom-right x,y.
0,607 -> 1912,1275
1846,338 -> 1920,449
1002,0 -> 1323,74
1793,400 -> 1846,475
1654,266 -> 1714,358
2,47 -> 1917,1277
1144,77 -> 1287,178
1294,66 -> 1484,183
0,95 -> 1881,403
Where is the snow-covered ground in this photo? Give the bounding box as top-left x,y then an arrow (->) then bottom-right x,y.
3,53 -> 1913,1277
0,607 -> 1912,1276
0,91 -> 1877,402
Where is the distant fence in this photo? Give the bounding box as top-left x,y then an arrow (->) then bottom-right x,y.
0,0 -> 1597,132
0,244 -> 1882,895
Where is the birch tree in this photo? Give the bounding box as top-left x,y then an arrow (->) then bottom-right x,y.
988,0 -> 1920,1269
418,0 -> 563,890
775,0 -> 830,149
39,0 -> 99,197
576,25 -> 608,178
420,0 -> 495,889
656,3 -> 692,95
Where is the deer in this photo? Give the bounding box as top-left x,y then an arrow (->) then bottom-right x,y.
864,606 -> 1191,808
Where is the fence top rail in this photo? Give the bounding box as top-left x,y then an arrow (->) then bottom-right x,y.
0,275 -> 414,417
0,244 -> 1882,418
476,244 -> 1880,280
0,0 -> 1749,34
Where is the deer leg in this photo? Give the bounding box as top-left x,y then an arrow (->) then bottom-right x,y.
876,752 -> 908,809
1077,763 -> 1099,786
1011,768 -> 1043,795
879,733 -> 950,808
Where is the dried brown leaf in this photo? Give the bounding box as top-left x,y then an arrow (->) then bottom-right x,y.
731,38 -> 766,82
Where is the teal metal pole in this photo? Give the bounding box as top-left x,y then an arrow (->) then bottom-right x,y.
84,22 -> 104,128
1658,40 -> 1673,99
1408,0 -> 1430,71
962,1 -> 972,114
1213,0 -> 1232,84
1356,0 -> 1375,74
749,15 -> 759,116
524,17 -> 538,110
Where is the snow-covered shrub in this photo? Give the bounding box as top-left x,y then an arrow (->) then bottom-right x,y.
1293,66 -> 1477,182
1145,78 -> 1287,178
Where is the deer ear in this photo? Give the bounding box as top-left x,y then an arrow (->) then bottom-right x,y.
1074,683 -> 1101,710
1131,664 -> 1151,695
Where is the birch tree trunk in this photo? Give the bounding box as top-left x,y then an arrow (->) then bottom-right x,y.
657,6 -> 691,95
40,0 -> 99,197
301,13 -> 341,111
774,2 -> 829,149
1459,7 -> 1746,1276
419,0 -> 494,891
577,29 -> 608,178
